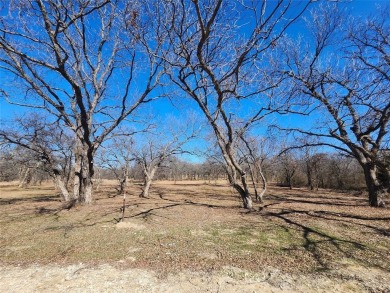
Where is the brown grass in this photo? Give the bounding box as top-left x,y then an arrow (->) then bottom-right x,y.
0,180 -> 389,277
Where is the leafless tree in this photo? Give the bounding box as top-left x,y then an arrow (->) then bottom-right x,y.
134,117 -> 199,198
0,114 -> 74,201
200,159 -> 226,184
97,135 -> 135,196
0,147 -> 19,182
303,151 -> 328,191
238,135 -> 269,202
4,147 -> 48,187
281,5 -> 390,206
0,0 -> 164,204
152,0 -> 310,209
277,150 -> 298,189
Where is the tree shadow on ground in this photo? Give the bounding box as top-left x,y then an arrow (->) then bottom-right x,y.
155,187 -> 237,204
129,186 -> 390,271
0,194 -> 61,205
255,204 -> 390,271
122,196 -> 232,223
267,194 -> 366,207
2,182 -> 388,272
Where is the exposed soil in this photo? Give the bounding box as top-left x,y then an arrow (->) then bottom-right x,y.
0,180 -> 389,292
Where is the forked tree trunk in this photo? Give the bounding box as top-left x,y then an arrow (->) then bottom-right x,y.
220,146 -> 253,209
232,183 -> 253,209
118,177 -> 127,195
227,168 -> 253,209
19,167 -> 32,188
248,163 -> 266,203
141,166 -> 157,198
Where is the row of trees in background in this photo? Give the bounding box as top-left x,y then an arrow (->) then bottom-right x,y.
1,0 -> 389,207
0,133 -> 369,196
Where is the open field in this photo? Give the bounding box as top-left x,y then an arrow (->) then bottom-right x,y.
0,180 -> 389,292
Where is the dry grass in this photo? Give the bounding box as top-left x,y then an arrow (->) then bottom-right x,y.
0,180 -> 389,278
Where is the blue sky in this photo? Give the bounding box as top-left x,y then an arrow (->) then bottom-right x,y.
0,0 -> 387,162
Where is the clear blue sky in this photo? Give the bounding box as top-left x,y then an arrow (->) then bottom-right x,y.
0,0 -> 387,162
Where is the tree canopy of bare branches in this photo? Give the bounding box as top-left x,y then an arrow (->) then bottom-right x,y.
0,0 -> 164,203
134,116 -> 200,198
151,0 -> 311,209
0,113 -> 74,201
281,4 -> 390,206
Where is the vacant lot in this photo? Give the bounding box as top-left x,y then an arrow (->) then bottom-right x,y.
0,180 -> 389,292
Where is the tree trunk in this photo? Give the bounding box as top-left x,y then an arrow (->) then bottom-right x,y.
220,147 -> 253,209
53,170 -> 71,202
73,146 -> 82,200
65,153 -> 73,187
248,163 -> 259,201
286,173 -> 292,190
81,178 -> 93,204
248,162 -> 266,203
257,164 -> 267,203
225,164 -> 253,209
306,162 -> 314,190
141,166 -> 157,198
142,178 -> 152,198
73,142 -> 94,204
118,178 -> 126,195
19,167 -> 32,188
232,183 -> 253,209
285,169 -> 295,190
226,165 -> 253,209
363,163 -> 386,207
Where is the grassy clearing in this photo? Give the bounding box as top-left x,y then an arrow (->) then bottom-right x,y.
0,180 -> 389,277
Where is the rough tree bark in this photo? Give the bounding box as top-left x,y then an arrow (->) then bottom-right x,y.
73,143 -> 95,204
362,161 -> 386,207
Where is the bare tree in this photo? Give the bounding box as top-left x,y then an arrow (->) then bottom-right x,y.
303,151 -> 328,191
0,144 -> 54,185
200,159 -> 226,184
277,150 -> 298,189
238,135 -> 269,202
0,1 -> 164,204
13,148 -> 48,187
97,135 -> 135,196
134,117 -> 199,198
0,114 -> 74,201
281,5 -> 390,206
0,147 -> 20,182
152,0 -> 310,209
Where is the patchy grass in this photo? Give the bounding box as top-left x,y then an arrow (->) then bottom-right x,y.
0,180 -> 389,278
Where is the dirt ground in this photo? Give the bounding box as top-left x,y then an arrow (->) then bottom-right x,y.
0,180 -> 389,292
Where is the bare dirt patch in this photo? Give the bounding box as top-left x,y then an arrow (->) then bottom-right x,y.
0,180 -> 389,292
1,263 -> 384,293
